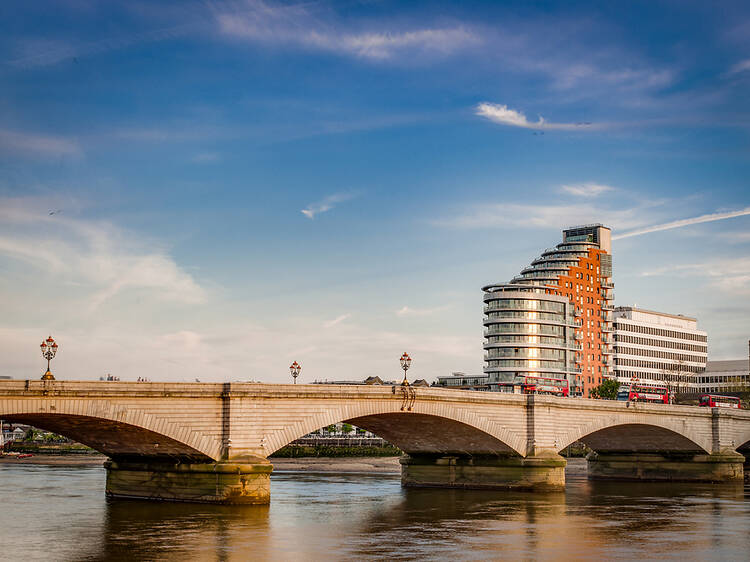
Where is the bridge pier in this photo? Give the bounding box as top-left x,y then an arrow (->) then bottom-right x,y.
400,453 -> 566,492
586,451 -> 745,483
104,458 -> 273,504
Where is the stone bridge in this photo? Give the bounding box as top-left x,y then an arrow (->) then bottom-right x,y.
2,380 -> 750,504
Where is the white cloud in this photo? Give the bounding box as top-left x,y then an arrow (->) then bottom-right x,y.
217,0 -> 477,61
613,207 -> 750,240
475,103 -> 600,131
192,151 -> 220,163
301,192 -> 358,219
560,183 -> 615,197
432,202 -> 649,231
728,58 -> 750,75
0,197 -> 206,310
641,258 -> 750,295
323,313 -> 351,328
396,306 -> 448,317
0,129 -> 82,158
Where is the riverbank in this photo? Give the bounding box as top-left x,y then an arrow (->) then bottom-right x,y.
0,454 -> 590,475
0,454 -> 402,472
0,453 -> 108,466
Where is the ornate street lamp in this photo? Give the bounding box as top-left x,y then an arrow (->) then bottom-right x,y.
629,374 -> 639,401
40,335 -> 58,381
400,352 -> 411,386
290,361 -> 301,384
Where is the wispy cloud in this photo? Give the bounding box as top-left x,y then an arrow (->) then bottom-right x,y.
642,258 -> 750,295
192,151 -> 221,164
728,58 -> 750,75
0,129 -> 82,158
396,305 -> 449,317
475,103 -> 600,131
301,192 -> 358,219
433,202 -> 650,231
0,197 -> 206,310
323,313 -> 351,328
6,24 -> 198,68
216,0 -> 478,61
613,207 -> 750,240
560,183 -> 615,197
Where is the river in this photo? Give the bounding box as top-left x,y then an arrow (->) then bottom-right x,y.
1,460 -> 749,560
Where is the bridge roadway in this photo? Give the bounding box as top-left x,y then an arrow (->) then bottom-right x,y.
2,380 -> 750,504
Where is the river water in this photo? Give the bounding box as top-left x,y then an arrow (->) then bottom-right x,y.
2,461 -> 750,561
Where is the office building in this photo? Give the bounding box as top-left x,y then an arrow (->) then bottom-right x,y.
483,224 -> 614,397
435,372 -> 490,390
612,307 -> 708,390
695,359 -> 749,394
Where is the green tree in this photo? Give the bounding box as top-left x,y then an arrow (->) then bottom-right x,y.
341,423 -> 353,434
590,379 -> 620,400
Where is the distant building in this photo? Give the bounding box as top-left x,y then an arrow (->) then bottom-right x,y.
483,224 -> 614,397
612,307 -> 708,389
435,372 -> 489,390
312,376 -> 400,385
695,359 -> 749,395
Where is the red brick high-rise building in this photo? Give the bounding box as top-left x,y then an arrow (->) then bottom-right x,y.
483,224 -> 614,397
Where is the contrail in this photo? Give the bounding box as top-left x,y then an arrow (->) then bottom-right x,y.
613,207 -> 750,240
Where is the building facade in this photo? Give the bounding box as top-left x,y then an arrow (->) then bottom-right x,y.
435,372 -> 490,390
611,307 -> 708,390
695,360 -> 749,395
483,224 -> 614,397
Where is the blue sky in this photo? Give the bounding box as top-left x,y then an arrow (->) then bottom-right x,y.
1,0 -> 749,382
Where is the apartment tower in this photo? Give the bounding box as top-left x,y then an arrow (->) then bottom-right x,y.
482,224 -> 614,397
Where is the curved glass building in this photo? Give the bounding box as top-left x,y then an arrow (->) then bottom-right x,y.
483,224 -> 614,397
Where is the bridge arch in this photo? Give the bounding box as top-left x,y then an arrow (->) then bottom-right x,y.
733,428 -> 750,453
1,399 -> 219,461
557,418 -> 711,454
264,400 -> 526,457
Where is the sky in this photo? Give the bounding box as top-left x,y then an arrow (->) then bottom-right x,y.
1,0 -> 749,383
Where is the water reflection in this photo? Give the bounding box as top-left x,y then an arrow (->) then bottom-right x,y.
1,463 -> 750,561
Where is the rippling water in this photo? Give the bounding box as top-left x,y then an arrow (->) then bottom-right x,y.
2,461 -> 750,561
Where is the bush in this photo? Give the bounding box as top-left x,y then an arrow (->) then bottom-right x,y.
590,379 -> 620,400
270,444 -> 402,458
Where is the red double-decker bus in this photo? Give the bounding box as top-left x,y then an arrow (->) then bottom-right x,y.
699,395 -> 741,409
628,384 -> 669,404
520,376 -> 569,397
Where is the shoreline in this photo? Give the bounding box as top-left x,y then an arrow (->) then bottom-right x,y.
0,454 -> 589,475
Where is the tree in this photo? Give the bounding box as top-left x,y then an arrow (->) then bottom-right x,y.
341,423 -> 353,434
590,379 -> 620,400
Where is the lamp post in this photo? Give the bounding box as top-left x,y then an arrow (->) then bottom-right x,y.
40,335 -> 58,381
400,352 -> 411,386
629,374 -> 638,401
290,361 -> 301,384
